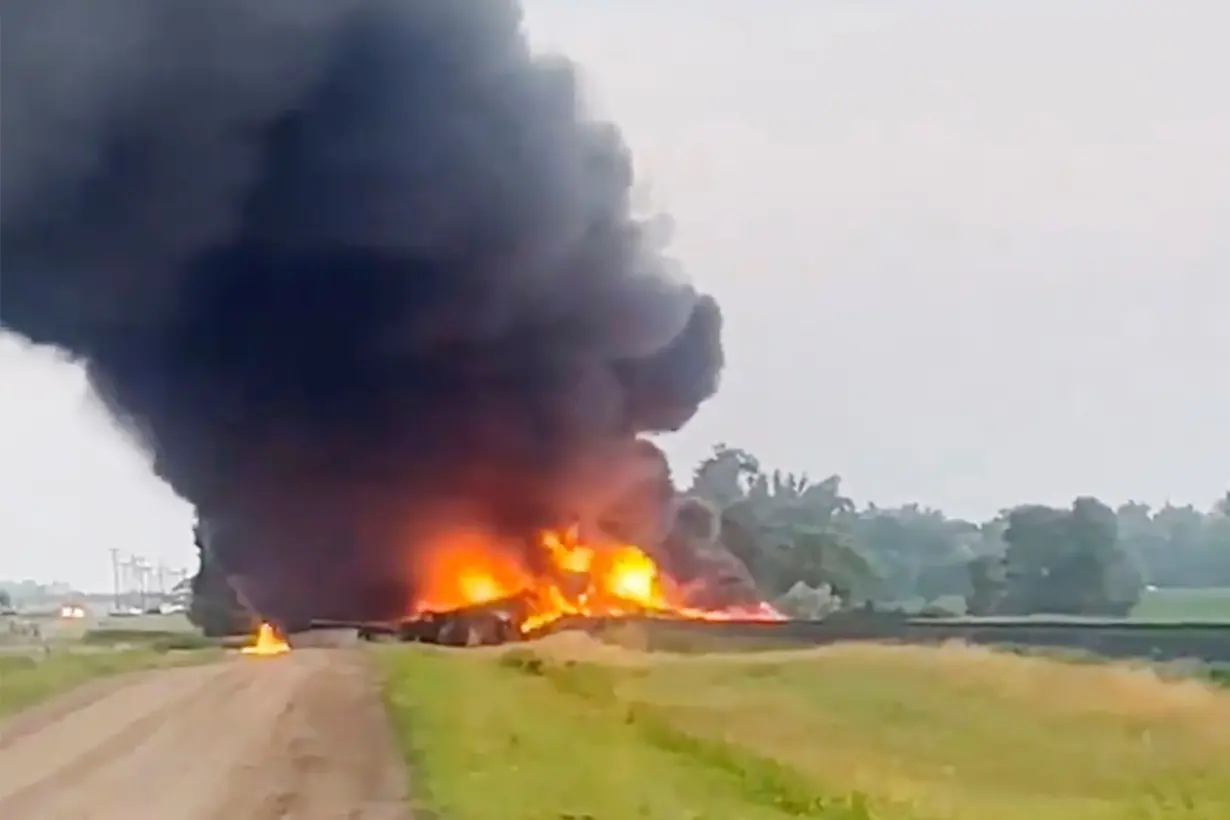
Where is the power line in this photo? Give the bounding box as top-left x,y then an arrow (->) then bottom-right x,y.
107,551 -> 191,613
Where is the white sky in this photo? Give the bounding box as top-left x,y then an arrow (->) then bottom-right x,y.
3,0 -> 1229,589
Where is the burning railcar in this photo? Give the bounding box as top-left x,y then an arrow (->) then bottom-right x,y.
192,439 -> 781,641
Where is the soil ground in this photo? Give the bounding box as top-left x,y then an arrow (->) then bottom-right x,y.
0,649 -> 410,820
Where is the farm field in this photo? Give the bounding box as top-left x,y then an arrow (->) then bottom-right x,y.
893,586 -> 1230,623
1133,587 -> 1230,621
379,634 -> 1230,820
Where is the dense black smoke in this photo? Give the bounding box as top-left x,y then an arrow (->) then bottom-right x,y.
0,0 -> 724,623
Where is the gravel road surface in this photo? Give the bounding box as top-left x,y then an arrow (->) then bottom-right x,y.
0,650 -> 410,819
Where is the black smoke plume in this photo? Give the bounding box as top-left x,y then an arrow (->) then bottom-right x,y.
0,0 -> 724,623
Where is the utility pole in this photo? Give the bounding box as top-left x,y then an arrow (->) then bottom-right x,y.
119,556 -> 129,610
123,555 -> 144,611
110,548 -> 122,613
136,558 -> 149,611
155,563 -> 167,609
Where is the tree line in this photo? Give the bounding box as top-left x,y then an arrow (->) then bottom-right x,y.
684,444 -> 1230,618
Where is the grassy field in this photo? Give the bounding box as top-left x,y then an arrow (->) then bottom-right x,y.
0,646 -> 219,719
1133,587 -> 1230,621
898,586 -> 1230,622
0,613 -> 218,718
378,634 -> 1230,820
1,612 -> 200,648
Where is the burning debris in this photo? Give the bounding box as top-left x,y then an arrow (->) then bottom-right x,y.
406,521 -> 781,638
240,622 -> 291,657
1,0 -> 778,629
398,597 -> 525,647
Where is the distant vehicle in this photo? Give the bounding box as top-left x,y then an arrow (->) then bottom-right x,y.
59,603 -> 87,619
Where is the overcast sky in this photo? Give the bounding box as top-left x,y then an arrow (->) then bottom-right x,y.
3,0 -> 1228,590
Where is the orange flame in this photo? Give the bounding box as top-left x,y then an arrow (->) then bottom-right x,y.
240,622 -> 291,656
412,526 -> 783,633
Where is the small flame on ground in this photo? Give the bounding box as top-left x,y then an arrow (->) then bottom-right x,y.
413,526 -> 785,634
240,622 -> 291,656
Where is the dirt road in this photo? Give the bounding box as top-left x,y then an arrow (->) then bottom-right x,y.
0,650 -> 410,820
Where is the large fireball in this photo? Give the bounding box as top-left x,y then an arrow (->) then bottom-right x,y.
412,526 -> 781,633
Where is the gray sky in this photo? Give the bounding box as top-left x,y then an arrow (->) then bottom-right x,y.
3,0 -> 1228,590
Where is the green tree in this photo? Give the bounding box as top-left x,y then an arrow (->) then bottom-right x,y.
690,446 -> 875,607
998,504 -> 1071,613
966,554 -> 1007,615
1117,500 -> 1230,588
689,447 -> 1222,613
783,526 -> 874,603
690,444 -> 761,508
1115,501 -> 1164,585
915,559 -> 972,605
995,498 -> 1141,616
0,588 -> 12,610
1205,495 -> 1230,583
850,504 -> 977,601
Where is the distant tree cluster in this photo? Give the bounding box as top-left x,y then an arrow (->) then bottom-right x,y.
0,579 -> 76,609
184,441 -> 1230,629
687,444 -> 1230,618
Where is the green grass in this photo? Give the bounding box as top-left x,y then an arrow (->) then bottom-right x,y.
893,587 -> 1230,622
377,637 -> 1230,820
0,647 -> 219,719
79,627 -> 217,651
1132,587 -> 1230,622
378,644 -> 874,819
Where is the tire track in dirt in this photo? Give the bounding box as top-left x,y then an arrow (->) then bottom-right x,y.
0,650 -> 410,820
